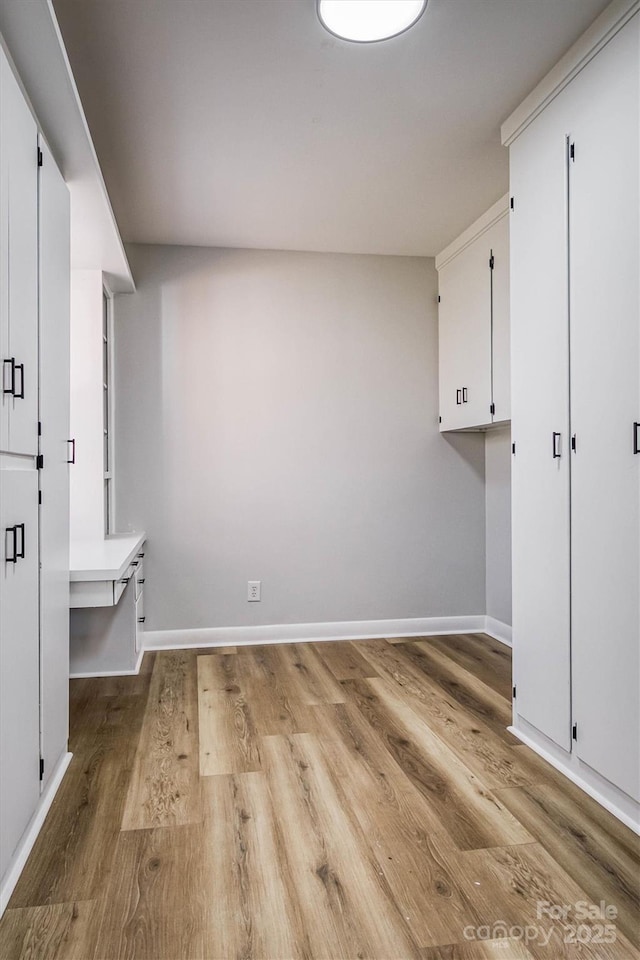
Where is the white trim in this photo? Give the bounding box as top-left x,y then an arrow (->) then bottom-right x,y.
483,616 -> 512,647
435,194 -> 509,270
143,615 -> 487,651
0,751 -> 73,917
509,723 -> 640,835
70,646 -> 144,680
501,0 -> 639,146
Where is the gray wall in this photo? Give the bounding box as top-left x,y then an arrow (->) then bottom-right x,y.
114,245 -> 486,632
485,426 -> 512,626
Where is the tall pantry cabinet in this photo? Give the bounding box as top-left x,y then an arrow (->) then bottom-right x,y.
0,43 -> 71,891
507,7 -> 639,816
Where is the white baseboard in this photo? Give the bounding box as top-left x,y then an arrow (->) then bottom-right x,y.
509,722 -> 640,835
0,750 -> 73,917
143,615 -> 488,651
70,646 -> 144,680
483,616 -> 512,647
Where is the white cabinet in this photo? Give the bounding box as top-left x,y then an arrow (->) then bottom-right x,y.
0,45 -> 71,892
0,466 -> 40,880
567,19 -> 639,803
510,92 -> 572,753
69,533 -> 146,676
436,196 -> 510,431
0,49 -> 38,456
507,11 -> 639,808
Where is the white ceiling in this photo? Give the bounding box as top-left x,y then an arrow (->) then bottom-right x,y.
53,0 -> 611,257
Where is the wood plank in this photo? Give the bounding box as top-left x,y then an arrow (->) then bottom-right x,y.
454,841 -> 640,960
232,647 -> 314,736
262,732 -> 422,959
342,677 -> 533,851
399,640 -> 516,744
0,901 -> 97,960
425,633 -> 512,700
312,702 -> 487,948
420,940 -> 534,959
91,824 -> 210,960
312,639 -> 380,680
8,736 -> 137,907
69,672 -> 151,701
353,639 -> 536,789
199,772 -> 301,959
495,781 -> 640,948
121,651 -> 201,830
197,653 -> 262,775
278,642 -> 346,705
68,689 -> 148,756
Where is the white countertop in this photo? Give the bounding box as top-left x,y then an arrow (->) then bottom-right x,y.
70,532 -> 146,582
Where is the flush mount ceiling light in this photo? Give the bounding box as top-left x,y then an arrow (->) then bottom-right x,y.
317,0 -> 427,43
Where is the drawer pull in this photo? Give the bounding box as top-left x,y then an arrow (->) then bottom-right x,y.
137,616 -> 146,624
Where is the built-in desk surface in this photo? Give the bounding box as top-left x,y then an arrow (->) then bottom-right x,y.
70,532 -> 146,583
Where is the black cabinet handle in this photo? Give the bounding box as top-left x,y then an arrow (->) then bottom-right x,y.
138,578 -> 145,584
137,552 -> 145,559
5,526 -> 17,563
456,389 -> 462,405
634,422 -> 640,455
137,616 -> 146,624
4,523 -> 24,562
552,432 -> 562,459
3,358 -> 15,395
462,387 -> 468,403
67,438 -> 76,464
2,359 -> 25,398
14,363 -> 24,399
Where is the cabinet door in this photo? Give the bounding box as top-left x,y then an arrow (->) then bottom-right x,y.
438,238 -> 492,430
486,215 -> 510,423
510,96 -> 572,751
0,50 -> 38,456
38,137 -> 70,787
569,18 -> 640,801
0,466 -> 40,879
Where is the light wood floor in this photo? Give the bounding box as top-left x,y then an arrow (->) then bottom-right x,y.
1,634 -> 638,959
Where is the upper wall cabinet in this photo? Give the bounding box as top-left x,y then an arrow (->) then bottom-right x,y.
0,50 -> 38,456
436,196 -> 510,432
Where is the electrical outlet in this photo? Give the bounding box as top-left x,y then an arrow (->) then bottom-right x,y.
247,580 -> 261,602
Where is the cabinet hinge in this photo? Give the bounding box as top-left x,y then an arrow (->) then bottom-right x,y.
569,142 -> 575,162
572,723 -> 578,741
510,197 -> 514,210
490,402 -> 495,415
37,147 -> 43,167
512,442 -> 516,455
36,454 -> 44,469
39,757 -> 44,780
489,254 -> 494,270
512,685 -> 516,699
